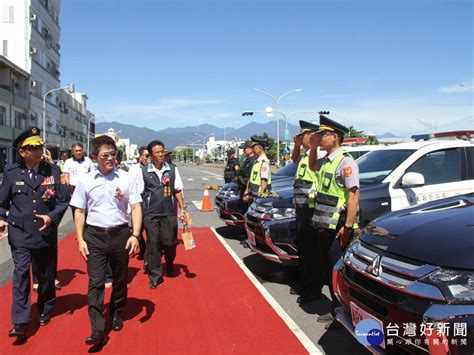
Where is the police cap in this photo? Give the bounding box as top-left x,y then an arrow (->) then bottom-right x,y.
12,127 -> 44,149
250,135 -> 267,148
226,148 -> 236,154
239,140 -> 252,149
298,120 -> 319,135
317,115 -> 349,136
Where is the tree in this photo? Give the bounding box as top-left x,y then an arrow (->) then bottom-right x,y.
347,126 -> 364,137
366,135 -> 379,145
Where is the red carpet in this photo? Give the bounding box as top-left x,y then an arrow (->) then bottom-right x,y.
0,227 -> 309,354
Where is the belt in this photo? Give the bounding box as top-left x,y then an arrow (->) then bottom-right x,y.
87,223 -> 129,235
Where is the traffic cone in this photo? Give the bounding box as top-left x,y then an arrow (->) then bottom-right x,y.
200,186 -> 213,212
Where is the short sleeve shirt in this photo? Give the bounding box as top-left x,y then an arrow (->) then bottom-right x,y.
70,167 -> 142,228
63,157 -> 95,186
315,147 -> 359,190
258,155 -> 270,180
136,162 -> 184,194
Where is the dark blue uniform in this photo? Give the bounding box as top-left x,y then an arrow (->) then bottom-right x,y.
0,160 -> 70,325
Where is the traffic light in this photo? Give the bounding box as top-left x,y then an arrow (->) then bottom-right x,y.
318,111 -> 330,115
242,111 -> 254,116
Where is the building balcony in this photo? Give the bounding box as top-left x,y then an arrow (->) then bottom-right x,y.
0,124 -> 24,141
0,86 -> 13,102
13,94 -> 28,110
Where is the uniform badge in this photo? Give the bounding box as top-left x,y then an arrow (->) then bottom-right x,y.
41,176 -> 55,185
343,166 -> 352,177
15,181 -> 25,186
261,165 -> 267,173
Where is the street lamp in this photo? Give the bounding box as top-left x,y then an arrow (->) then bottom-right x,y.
42,83 -> 74,146
254,88 -> 302,166
86,113 -> 95,157
195,132 -> 214,160
186,139 -> 201,163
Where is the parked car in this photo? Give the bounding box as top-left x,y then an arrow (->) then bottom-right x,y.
333,193 -> 474,354
245,137 -> 474,264
215,162 -> 297,226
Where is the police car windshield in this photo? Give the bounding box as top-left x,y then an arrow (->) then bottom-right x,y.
358,149 -> 415,185
274,162 -> 297,176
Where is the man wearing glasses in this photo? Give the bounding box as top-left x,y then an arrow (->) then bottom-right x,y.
128,146 -> 150,261
309,114 -> 360,329
137,140 -> 187,289
0,127 -> 70,337
71,135 -> 142,345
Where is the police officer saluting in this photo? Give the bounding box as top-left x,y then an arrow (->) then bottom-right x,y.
291,120 -> 323,304
223,148 -> 240,183
309,114 -> 359,328
0,127 -> 70,337
243,135 -> 271,203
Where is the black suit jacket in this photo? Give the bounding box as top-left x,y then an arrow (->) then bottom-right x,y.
0,160 -> 70,249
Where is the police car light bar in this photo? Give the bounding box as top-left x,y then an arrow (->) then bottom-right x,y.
412,130 -> 474,141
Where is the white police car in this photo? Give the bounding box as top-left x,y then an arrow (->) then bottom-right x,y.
358,132 -> 474,224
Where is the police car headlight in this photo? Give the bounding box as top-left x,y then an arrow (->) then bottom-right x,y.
269,207 -> 296,220
421,268 -> 474,304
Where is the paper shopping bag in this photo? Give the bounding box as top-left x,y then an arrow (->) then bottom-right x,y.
184,211 -> 193,226
182,226 -> 196,250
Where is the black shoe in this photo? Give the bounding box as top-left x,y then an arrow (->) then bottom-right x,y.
8,324 -> 27,337
149,278 -> 163,289
296,294 -> 321,304
317,313 -> 335,323
166,264 -> 174,277
39,313 -> 51,326
85,331 -> 107,345
111,314 -> 123,331
289,286 -> 302,295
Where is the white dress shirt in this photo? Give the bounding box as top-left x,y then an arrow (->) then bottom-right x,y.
63,156 -> 95,186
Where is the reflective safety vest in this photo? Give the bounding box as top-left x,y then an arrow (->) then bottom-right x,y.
293,152 -> 318,208
249,156 -> 272,197
312,150 -> 359,230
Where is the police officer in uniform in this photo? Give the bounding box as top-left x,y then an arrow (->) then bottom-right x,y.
0,127 -> 70,337
237,141 -> 256,187
291,120 -> 323,304
243,136 -> 271,203
309,115 -> 359,328
223,148 -> 240,183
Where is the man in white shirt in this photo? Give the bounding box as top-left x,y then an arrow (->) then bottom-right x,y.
63,143 -> 94,195
71,136 -> 142,345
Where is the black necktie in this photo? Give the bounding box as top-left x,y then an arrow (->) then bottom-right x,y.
30,169 -> 37,182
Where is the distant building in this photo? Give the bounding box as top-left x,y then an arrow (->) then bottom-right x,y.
97,128 -> 131,161
0,55 -> 29,169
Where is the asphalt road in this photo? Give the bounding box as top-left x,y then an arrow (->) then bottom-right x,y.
0,163 -> 369,354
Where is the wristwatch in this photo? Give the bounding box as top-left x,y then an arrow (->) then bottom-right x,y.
131,234 -> 141,241
343,224 -> 354,231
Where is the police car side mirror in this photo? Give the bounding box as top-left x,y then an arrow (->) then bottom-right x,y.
401,172 -> 425,187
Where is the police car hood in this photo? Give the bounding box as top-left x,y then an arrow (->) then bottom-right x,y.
254,184 -> 294,208
360,194 -> 474,269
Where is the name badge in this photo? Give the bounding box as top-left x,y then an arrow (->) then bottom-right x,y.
15,181 -> 25,186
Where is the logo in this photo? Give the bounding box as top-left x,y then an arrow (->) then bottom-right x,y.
343,166 -> 352,177
366,255 -> 382,277
355,319 -> 384,347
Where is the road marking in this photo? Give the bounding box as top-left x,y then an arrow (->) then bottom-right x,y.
202,178 -> 210,181
192,200 -> 202,210
200,170 -> 223,177
187,178 -> 194,181
211,228 -> 322,355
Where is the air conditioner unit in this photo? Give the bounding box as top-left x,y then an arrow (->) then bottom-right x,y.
30,13 -> 37,21
30,47 -> 37,55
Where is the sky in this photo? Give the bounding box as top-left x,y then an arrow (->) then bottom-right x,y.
60,0 -> 473,137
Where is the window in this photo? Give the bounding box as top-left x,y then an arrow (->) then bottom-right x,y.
2,6 -> 14,23
0,106 -> 6,125
2,40 -> 7,56
358,149 -> 416,185
466,147 -> 474,180
406,148 -> 462,185
14,111 -> 26,130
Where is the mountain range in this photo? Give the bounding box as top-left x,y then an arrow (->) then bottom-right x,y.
96,121 -> 399,149
96,120 -> 301,149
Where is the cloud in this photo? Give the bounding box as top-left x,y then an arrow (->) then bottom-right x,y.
439,83 -> 473,93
